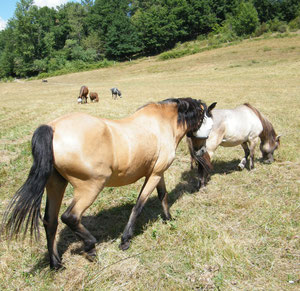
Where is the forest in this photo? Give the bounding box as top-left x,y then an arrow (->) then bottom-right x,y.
0,0 -> 299,79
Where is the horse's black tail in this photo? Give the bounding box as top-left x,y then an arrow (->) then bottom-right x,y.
2,125 -> 54,241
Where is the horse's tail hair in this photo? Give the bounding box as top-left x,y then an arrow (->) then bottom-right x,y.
2,125 -> 54,241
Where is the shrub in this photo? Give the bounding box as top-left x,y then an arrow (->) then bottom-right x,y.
267,18 -> 288,33
231,2 -> 259,36
255,23 -> 270,37
289,16 -> 300,31
159,49 -> 191,60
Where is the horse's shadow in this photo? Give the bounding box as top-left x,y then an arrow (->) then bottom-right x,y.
30,169 -> 200,272
212,158 -> 242,174
212,157 -> 263,175
30,157 -> 261,272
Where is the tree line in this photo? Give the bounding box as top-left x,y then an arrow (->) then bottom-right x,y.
0,0 -> 299,79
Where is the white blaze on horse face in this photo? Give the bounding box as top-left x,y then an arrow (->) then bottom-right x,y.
193,113 -> 213,139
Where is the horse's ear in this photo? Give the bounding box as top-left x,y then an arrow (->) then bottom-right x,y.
208,102 -> 217,113
276,135 -> 281,142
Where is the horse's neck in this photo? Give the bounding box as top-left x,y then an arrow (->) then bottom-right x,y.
259,117 -> 275,143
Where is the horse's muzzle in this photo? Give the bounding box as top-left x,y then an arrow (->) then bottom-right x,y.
263,157 -> 274,164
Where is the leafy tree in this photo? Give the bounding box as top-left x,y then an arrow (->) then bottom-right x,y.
105,12 -> 142,60
231,1 -> 259,36
133,4 -> 179,55
253,0 -> 282,23
0,26 -> 15,77
253,0 -> 300,23
210,0 -> 241,23
64,2 -> 88,43
185,0 -> 218,38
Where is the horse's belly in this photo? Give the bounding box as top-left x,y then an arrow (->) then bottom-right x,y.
220,139 -> 245,147
220,134 -> 248,147
105,172 -> 144,187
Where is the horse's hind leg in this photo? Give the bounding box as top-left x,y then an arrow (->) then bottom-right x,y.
156,175 -> 171,220
61,180 -> 105,261
44,169 -> 67,269
238,142 -> 250,170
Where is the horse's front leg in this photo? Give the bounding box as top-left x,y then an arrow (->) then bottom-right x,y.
238,142 -> 250,170
249,137 -> 259,170
120,175 -> 162,251
156,175 -> 171,220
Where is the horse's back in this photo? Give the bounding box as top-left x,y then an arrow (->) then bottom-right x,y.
80,86 -> 88,97
209,105 -> 263,148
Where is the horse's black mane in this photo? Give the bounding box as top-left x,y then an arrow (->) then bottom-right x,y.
137,97 -> 206,131
159,97 -> 206,131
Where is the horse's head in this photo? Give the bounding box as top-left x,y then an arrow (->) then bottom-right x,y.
260,134 -> 280,164
192,102 -> 217,139
158,98 -> 216,139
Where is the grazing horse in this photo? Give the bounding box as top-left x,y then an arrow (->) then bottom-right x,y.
188,103 -> 280,187
79,86 -> 89,104
2,97 -> 214,270
89,92 -> 99,103
111,88 -> 122,99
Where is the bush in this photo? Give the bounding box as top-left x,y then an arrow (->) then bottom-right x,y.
267,18 -> 288,33
231,2 -> 259,36
212,19 -> 238,43
159,49 -> 191,60
255,23 -> 270,37
48,55 -> 66,72
289,16 -> 300,31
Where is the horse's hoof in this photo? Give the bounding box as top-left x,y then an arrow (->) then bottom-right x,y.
84,248 -> 97,262
50,262 -> 64,271
119,241 -> 130,251
238,163 -> 245,171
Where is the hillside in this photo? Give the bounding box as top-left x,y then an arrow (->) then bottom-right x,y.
0,34 -> 299,290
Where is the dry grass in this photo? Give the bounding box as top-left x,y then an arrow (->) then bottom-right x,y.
0,34 -> 299,290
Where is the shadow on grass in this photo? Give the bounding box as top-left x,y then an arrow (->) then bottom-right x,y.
212,158 -> 263,174
29,168 -> 201,272
213,158 -> 242,174
31,157 -> 258,271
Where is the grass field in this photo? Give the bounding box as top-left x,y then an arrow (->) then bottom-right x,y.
0,33 -> 299,290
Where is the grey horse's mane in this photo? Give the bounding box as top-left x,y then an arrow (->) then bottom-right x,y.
244,103 -> 277,143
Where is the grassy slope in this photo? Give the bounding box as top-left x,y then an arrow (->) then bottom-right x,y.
0,34 -> 299,290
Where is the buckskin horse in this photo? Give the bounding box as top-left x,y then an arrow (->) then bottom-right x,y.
187,103 -> 280,188
79,85 -> 89,104
2,97 -> 215,270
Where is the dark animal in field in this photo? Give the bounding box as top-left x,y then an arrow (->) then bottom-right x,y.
79,86 -> 89,104
42,79 -> 48,83
2,97 -> 214,270
111,88 -> 122,99
89,92 -> 99,103
188,103 -> 280,187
